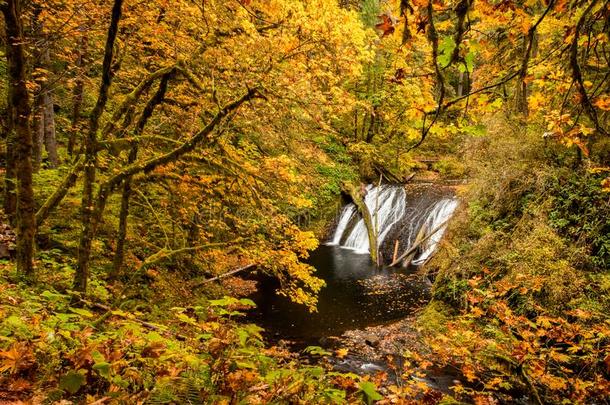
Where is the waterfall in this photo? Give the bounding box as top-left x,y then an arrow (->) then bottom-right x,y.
328,205 -> 356,245
411,198 -> 459,265
328,184 -> 458,265
330,185 -> 407,254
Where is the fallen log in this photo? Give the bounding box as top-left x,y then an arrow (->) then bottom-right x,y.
389,218 -> 451,267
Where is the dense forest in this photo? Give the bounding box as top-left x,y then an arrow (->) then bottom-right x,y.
0,0 -> 609,403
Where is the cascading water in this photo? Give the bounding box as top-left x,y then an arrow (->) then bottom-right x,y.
252,184 -> 458,340
329,184 -> 458,265
329,205 -> 357,245
411,198 -> 459,265
331,185 -> 408,253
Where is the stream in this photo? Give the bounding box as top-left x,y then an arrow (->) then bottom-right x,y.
248,184 -> 461,388
250,184 -> 458,342
250,245 -> 431,342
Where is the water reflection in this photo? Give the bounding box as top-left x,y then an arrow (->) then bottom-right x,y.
250,245 -> 431,341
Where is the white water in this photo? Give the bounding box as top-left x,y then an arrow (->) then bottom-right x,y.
411,198 -> 459,265
333,185 -> 407,254
328,184 -> 458,265
328,205 -> 356,245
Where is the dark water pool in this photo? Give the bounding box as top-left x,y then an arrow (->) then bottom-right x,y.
249,245 -> 431,341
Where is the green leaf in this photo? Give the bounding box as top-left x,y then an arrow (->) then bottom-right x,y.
301,366 -> 324,377
358,381 -> 383,404
92,362 -> 111,378
69,307 -> 94,318
91,351 -> 105,363
438,36 -> 456,68
4,315 -> 26,329
324,388 -> 346,403
209,296 -> 238,307
146,331 -> 165,342
59,370 -> 86,394
239,298 -> 256,308
235,360 -> 257,369
303,346 -> 331,356
177,313 -> 198,326
465,51 -> 475,72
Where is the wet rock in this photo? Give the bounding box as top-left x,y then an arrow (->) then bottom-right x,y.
364,334 -> 380,347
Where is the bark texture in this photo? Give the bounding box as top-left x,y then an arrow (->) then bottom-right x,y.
2,0 -> 36,277
75,0 -> 124,293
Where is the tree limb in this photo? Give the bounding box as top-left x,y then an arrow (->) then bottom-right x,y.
569,0 -> 607,136
35,156 -> 85,226
194,264 -> 257,286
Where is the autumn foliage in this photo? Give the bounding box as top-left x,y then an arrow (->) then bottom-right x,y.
1,0 -> 609,403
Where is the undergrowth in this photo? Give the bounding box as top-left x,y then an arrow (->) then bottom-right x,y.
421,117 -> 610,404
0,261 -> 384,404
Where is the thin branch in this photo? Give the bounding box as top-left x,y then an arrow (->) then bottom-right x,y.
194,264 -> 257,286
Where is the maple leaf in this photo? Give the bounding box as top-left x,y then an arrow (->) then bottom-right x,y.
375,14 -> 397,37
0,342 -> 35,374
593,95 -> 610,111
390,68 -> 406,84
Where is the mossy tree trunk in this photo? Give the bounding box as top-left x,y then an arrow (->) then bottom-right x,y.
75,0 -> 124,293
2,0 -> 36,278
344,183 -> 378,265
111,71 -> 172,278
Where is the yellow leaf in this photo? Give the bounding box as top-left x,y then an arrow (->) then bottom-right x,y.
335,348 -> 349,358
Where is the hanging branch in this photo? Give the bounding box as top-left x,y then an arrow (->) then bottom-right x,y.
101,65 -> 177,139
407,0 -> 445,152
569,0 -> 608,136
74,88 -> 265,294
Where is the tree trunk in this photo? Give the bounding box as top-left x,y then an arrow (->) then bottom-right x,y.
32,96 -> 44,172
75,0 -> 124,294
31,4 -> 44,172
40,34 -> 58,167
2,0 -> 36,278
31,4 -> 58,168
68,35 -> 88,156
514,35 -> 529,116
344,182 -> 378,265
112,72 -> 171,278
3,103 -> 17,224
42,82 -> 59,167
